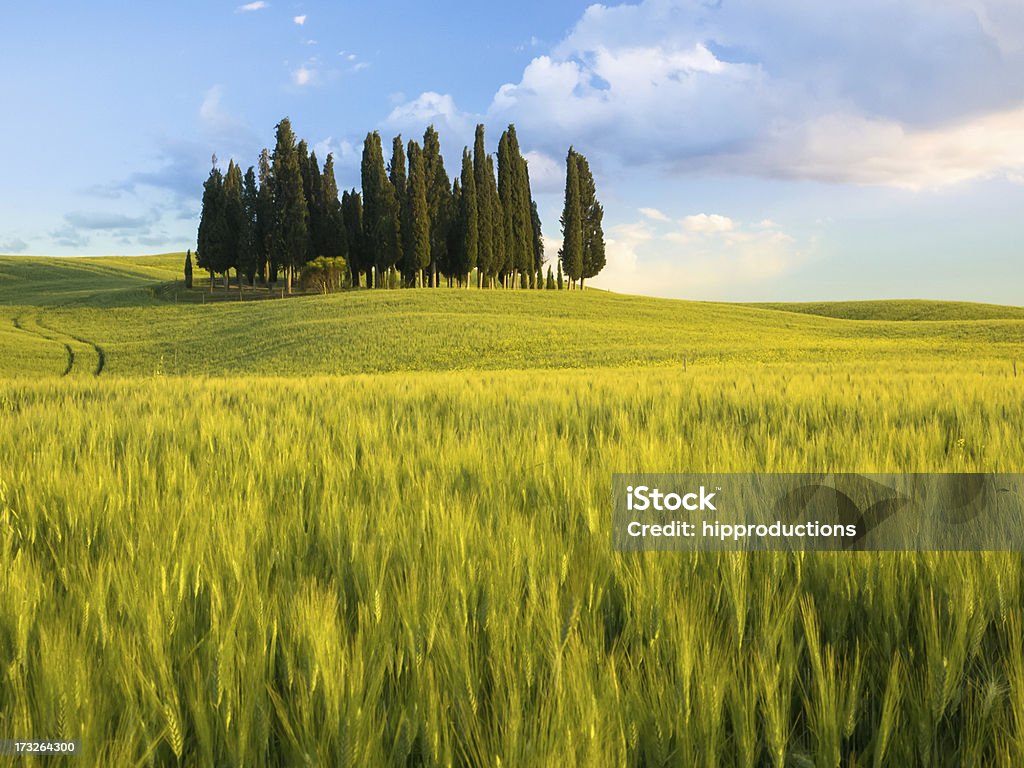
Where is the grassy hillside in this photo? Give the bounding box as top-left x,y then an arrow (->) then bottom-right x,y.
2,254 -> 1024,765
750,298 -> 1024,321
2,255 -> 1022,378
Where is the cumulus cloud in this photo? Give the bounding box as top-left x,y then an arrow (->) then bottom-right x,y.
524,150 -> 563,194
293,14 -> 306,25
589,213 -> 805,300
236,1 -> 267,11
385,92 -> 475,141
387,0 -> 1024,190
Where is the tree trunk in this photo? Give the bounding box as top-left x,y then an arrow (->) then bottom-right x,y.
286,265 -> 293,294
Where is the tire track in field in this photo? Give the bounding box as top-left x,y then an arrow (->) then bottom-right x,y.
12,314 -> 75,376
12,312 -> 105,376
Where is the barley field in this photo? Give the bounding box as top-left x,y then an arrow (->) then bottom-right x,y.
1,255 -> 1023,765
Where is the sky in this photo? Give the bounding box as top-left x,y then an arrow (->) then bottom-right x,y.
1,0 -> 1022,302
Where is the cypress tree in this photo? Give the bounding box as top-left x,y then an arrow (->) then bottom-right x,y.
546,265 -> 555,290
222,159 -> 244,288
360,131 -> 400,287
196,159 -> 226,289
389,136 -> 409,280
256,149 -> 274,284
487,155 -> 505,288
423,126 -> 452,287
184,249 -> 193,289
557,261 -> 564,290
455,147 -> 478,285
320,153 -> 347,260
271,117 -> 309,293
405,140 -> 431,287
530,199 -> 544,279
497,125 -> 534,287
341,189 -> 365,286
472,125 -> 493,287
575,152 -> 606,287
558,147 -> 583,288
240,166 -> 259,285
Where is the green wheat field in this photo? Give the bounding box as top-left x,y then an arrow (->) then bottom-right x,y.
1,253 -> 1023,766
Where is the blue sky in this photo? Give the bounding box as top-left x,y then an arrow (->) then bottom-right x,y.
1,0 -> 1022,302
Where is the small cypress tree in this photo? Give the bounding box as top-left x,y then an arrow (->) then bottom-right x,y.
557,261 -> 564,290
184,249 -> 193,289
546,265 -> 555,290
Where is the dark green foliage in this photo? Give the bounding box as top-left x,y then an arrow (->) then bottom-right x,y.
255,149 -> 274,283
546,265 -> 555,290
487,155 -> 505,286
404,140 -> 430,285
530,199 -> 544,276
559,147 -> 584,287
361,131 -> 401,287
239,167 -> 259,284
557,261 -> 564,290
341,189 -> 366,286
222,160 -> 245,287
452,148 -> 478,281
422,126 -> 452,286
472,125 -> 493,285
301,256 -> 349,293
196,161 -> 226,286
576,152 -> 606,285
184,249 -> 193,289
497,125 -> 534,285
320,154 -> 347,260
271,118 -> 310,293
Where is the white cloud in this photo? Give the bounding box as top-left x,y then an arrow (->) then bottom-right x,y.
639,207 -> 670,222
385,92 -> 474,138
236,1 -> 267,11
293,66 -> 314,86
387,0 -> 1024,191
352,61 -> 370,73
682,213 -> 734,233
589,215 -> 805,300
524,150 -> 562,194
293,14 -> 306,25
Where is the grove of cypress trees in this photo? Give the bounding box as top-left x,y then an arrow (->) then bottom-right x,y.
497,125 -> 534,287
271,118 -> 309,293
559,147 -> 584,288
